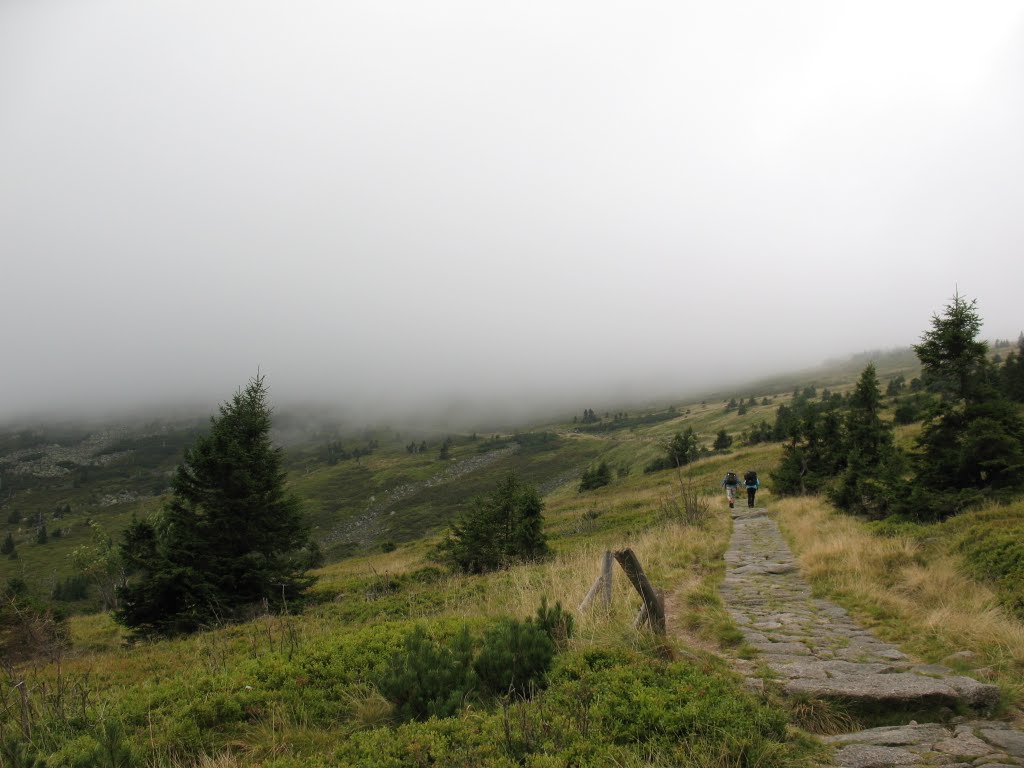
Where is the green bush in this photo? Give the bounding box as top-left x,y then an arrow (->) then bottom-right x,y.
49,721 -> 136,767
0,737 -> 47,768
342,643 -> 803,766
644,429 -> 701,474
578,461 -> 612,492
954,509 -> 1024,618
52,575 -> 90,602
474,617 -> 554,697
378,625 -> 477,721
438,472 -> 549,574
534,596 -> 574,650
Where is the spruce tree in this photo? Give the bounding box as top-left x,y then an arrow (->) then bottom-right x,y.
117,375 -> 317,635
910,296 -> 1024,517
1001,333 -> 1024,402
914,292 -> 988,402
440,471 -> 548,574
713,429 -> 733,451
772,398 -> 846,495
829,364 -> 901,517
578,461 -> 612,491
667,427 -> 700,466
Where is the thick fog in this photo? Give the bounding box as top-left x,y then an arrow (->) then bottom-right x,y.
2,1 -> 1023,425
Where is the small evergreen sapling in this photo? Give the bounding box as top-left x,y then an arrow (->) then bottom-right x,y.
379,625 -> 477,721
474,617 -> 555,697
535,596 -> 574,650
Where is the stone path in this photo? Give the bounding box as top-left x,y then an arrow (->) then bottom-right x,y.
721,507 -> 1023,768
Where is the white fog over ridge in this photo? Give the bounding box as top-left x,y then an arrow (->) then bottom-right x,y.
1,1 -> 1022,422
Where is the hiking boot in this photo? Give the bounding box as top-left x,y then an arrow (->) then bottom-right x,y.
729,501 -> 734,508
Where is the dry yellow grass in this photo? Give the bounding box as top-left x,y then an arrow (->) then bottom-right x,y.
775,497 -> 1024,711
440,488 -> 733,657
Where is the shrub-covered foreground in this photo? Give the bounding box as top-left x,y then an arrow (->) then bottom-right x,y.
0,431 -> 802,766
0,614 -> 818,768
336,647 -> 808,768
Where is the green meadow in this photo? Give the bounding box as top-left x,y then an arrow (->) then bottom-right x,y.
1,345 -> 1022,766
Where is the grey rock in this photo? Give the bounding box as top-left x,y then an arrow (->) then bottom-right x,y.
944,677 -> 1001,711
823,723 -> 949,746
832,744 -> 919,768
980,730 -> 1024,758
750,640 -> 812,655
784,672 -> 958,705
878,648 -> 909,661
934,734 -> 997,759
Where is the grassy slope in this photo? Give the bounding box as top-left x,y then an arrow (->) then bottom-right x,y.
2,389 -> 813,766
0,379 -> 786,598
10,440 -> 812,767
8,349 -> 1024,763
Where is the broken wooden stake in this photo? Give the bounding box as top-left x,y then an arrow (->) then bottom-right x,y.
579,550 -> 614,611
614,548 -> 666,635
580,548 -> 666,635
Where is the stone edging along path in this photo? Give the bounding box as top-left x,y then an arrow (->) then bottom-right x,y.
720,507 -> 1024,768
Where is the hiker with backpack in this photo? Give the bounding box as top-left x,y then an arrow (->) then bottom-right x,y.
721,471 -> 740,508
744,470 -> 760,508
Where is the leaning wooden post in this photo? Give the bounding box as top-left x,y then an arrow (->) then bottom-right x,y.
613,548 -> 666,634
600,550 -> 613,607
579,550 -> 615,611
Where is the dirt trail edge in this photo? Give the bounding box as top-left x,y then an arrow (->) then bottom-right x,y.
721,507 -> 1024,768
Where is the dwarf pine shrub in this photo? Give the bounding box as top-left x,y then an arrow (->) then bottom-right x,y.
474,617 -> 554,697
534,596 -> 574,650
379,625 -> 477,721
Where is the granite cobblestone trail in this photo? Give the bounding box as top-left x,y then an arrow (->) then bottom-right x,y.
720,507 -> 1023,768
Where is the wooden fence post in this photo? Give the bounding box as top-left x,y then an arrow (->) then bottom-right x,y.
613,548 -> 666,634
579,550 -> 614,611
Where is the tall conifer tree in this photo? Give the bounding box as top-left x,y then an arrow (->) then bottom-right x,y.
117,375 -> 317,635
910,295 -> 1024,517
829,364 -> 900,516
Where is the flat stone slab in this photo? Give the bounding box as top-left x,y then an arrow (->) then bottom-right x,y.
784,672 -> 962,705
822,723 -> 949,746
749,640 -> 813,655
832,744 -> 919,768
979,728 -> 1024,757
826,723 -> 1024,767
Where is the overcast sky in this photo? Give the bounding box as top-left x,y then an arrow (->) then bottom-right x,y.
2,1 -> 1023,424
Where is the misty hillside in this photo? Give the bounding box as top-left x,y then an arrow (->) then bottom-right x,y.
0,348 -> 915,599
1,320 -> 1023,767
5,2 -> 1024,764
